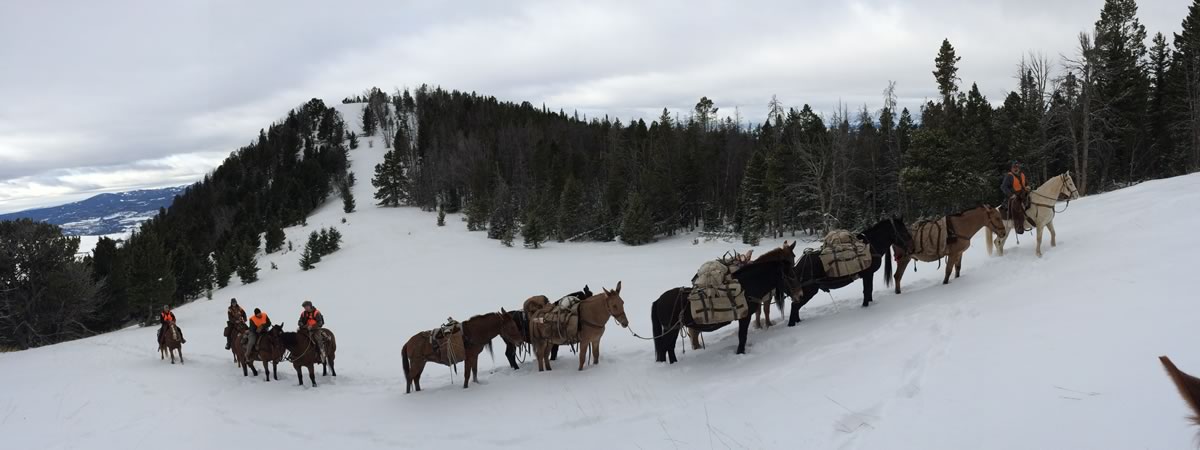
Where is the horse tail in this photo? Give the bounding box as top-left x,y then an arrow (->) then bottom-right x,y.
651,296 -> 664,355
774,286 -> 786,315
486,340 -> 494,361
884,246 -> 893,288
1160,356 -> 1200,426
401,343 -> 411,382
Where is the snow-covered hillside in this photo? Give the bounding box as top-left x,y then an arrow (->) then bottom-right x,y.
2,103 -> 1196,449
0,185 -> 185,235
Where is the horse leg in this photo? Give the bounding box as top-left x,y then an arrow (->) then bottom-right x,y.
861,275 -> 874,308
955,257 -> 962,278
942,256 -> 953,284
578,339 -> 589,371
294,363 -> 304,386
308,364 -> 317,387
762,302 -> 772,328
504,340 -> 519,370
689,328 -> 702,350
550,344 -> 559,361
985,228 -> 994,256
736,315 -> 751,354
666,327 -> 680,364
894,256 -> 911,294
178,347 -> 183,365
412,359 -> 426,392
463,353 -> 474,389
788,290 -> 816,326
273,360 -> 279,380
1035,225 -> 1045,258
592,340 -> 600,365
1048,221 -> 1057,247
263,359 -> 271,382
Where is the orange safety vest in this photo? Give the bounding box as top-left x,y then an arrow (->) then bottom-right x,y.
161,311 -> 175,323
250,313 -> 270,329
302,309 -> 321,328
1011,171 -> 1026,192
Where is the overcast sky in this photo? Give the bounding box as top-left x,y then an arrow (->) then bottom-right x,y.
0,0 -> 1187,213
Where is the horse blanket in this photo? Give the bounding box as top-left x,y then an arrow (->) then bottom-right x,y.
530,296 -> 582,345
815,230 -> 872,279
688,259 -> 749,325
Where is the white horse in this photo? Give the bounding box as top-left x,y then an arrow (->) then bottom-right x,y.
986,171 -> 1080,258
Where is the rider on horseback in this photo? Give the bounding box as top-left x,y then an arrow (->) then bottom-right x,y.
1001,160 -> 1031,234
246,308 -> 270,359
298,300 -> 326,361
157,305 -> 185,344
224,298 -> 246,350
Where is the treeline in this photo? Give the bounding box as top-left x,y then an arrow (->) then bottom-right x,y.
373,0 -> 1199,247
1,99 -> 351,349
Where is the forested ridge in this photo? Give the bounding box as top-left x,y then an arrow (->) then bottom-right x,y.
2,0 -> 1196,349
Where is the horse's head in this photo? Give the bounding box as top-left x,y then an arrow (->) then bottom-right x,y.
268,324 -> 284,337
982,204 -> 1006,236
601,282 -> 629,328
497,308 -> 525,345
1060,171 -> 1080,200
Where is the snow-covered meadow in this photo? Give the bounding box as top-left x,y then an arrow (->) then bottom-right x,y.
3,104 -> 1197,449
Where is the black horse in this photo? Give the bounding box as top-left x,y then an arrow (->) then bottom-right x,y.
650,242 -> 799,363
787,217 -> 913,326
502,286 -> 593,370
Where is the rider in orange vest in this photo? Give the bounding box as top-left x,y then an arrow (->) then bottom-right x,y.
1001,160 -> 1031,234
157,305 -> 185,344
246,308 -> 270,359
298,300 -> 327,360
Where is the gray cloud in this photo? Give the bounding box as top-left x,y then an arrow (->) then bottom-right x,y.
0,0 -> 1188,213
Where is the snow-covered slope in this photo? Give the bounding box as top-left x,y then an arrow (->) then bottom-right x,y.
2,103 -> 1196,449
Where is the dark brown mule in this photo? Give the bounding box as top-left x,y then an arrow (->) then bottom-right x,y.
277,327 -> 338,387
402,309 -> 522,393
158,323 -> 183,364
460,312 -> 523,388
251,324 -> 287,382
1160,356 -> 1200,434
894,205 -> 1005,293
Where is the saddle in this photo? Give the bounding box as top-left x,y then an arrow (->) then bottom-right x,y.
688,258 -> 749,325
1005,192 -> 1031,234
427,320 -> 465,365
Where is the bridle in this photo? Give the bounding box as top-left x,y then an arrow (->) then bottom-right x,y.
1030,173 -> 1078,214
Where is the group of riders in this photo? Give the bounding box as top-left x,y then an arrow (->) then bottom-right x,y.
157,298 -> 329,361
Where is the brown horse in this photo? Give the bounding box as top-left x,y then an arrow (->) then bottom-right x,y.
401,309 -> 522,393
277,327 -> 337,387
252,324 -> 287,382
460,312 -> 523,388
893,205 -> 1005,293
1160,356 -> 1200,434
226,320 -> 248,363
158,323 -> 183,364
231,329 -> 262,377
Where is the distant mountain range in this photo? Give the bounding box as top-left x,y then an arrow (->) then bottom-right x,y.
0,186 -> 186,236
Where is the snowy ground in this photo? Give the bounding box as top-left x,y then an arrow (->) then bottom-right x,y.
3,104 -> 1197,449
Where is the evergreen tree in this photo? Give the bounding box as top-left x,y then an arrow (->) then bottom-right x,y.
348,131 -> 359,149
1092,0 -> 1149,184
1174,0 -> 1200,171
372,149 -> 408,207
933,38 -> 963,102
341,178 -> 356,213
521,205 -> 546,249
556,176 -> 584,241
123,230 -> 176,321
326,227 -> 343,252
619,191 -> 655,245
214,249 -> 234,288
1147,33 -> 1178,174
362,105 -> 378,137
738,150 -> 767,244
234,243 -> 259,284
265,221 -> 285,253
437,207 -> 446,226
487,177 -> 516,246
299,231 -> 321,270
